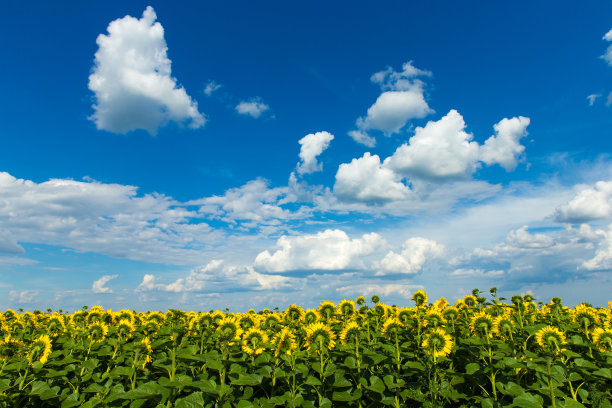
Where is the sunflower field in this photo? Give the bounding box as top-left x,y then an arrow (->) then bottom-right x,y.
0,289 -> 611,407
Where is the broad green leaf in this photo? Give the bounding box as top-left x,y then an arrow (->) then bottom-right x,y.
332,389 -> 362,401
60,393 -> 81,408
304,375 -> 322,386
229,373 -> 263,386
332,372 -> 351,388
367,375 -> 385,394
465,362 -> 480,374
174,392 -> 206,408
573,358 -> 598,370
592,368 -> 611,379
513,392 -> 544,408
559,398 -> 587,408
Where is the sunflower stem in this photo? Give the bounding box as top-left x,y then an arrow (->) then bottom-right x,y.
547,357 -> 557,408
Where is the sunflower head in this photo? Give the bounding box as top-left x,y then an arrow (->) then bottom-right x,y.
0,335 -> 24,360
338,299 -> 356,317
198,313 -> 215,329
432,298 -> 449,310
412,290 -> 428,307
396,307 -> 415,326
442,306 -> 459,322
241,327 -> 269,356
285,304 -> 305,322
373,303 -> 388,318
592,328 -> 612,352
424,310 -> 446,328
355,296 -> 366,306
470,312 -> 495,337
27,334 -> 52,365
46,314 -> 65,338
216,316 -> 242,342
305,322 -> 336,353
494,314 -> 515,339
3,309 -> 18,322
535,326 -> 566,355
303,309 -> 318,325
317,301 -> 337,321
134,336 -> 154,369
88,321 -> 109,343
340,321 -> 361,345
263,314 -> 280,330
273,327 -> 297,357
421,328 -> 453,358
116,310 -> 135,324
381,318 -> 403,338
463,294 -> 478,308
572,305 -> 600,331
116,319 -> 135,340
237,313 -> 258,330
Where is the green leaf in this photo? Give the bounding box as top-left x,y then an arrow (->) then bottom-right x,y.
175,392 -> 206,408
465,362 -> 480,374
513,393 -> 544,408
559,398 -> 587,408
304,375 -> 322,386
480,398 -> 494,408
83,383 -> 106,393
367,376 -> 385,394
82,358 -> 99,371
60,393 -> 81,408
592,368 -> 611,379
230,373 -> 263,386
0,379 -> 11,392
30,381 -> 59,400
236,401 -> 255,408
332,389 -> 362,402
573,358 -> 598,370
120,381 -> 165,399
343,356 -> 357,369
497,381 -> 525,397
332,372 -> 352,388
319,397 -> 332,408
109,366 -> 134,378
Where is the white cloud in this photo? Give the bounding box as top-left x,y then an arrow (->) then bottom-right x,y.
336,283 -> 423,298
88,6 -> 204,134
0,230 -> 24,254
582,223 -> 612,270
479,116 -> 530,171
602,28 -> 612,66
385,110 -> 481,180
9,290 -> 40,304
504,225 -> 554,249
375,237 -> 444,275
555,181 -> 612,223
334,152 -> 412,203
254,229 -> 385,273
296,131 -> 334,175
450,268 -> 504,277
385,110 -> 530,181
92,274 -> 118,293
349,62 -> 433,146
0,257 -> 38,267
204,80 -> 222,96
235,99 -> 270,118
587,94 -> 601,106
137,260 -> 296,293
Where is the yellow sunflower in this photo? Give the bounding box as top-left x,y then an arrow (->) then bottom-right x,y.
338,299 -> 356,317
216,316 -> 242,342
263,314 -> 281,330
339,321 -> 361,345
422,328 -> 453,358
396,307 -> 415,326
381,317 -> 403,338
432,297 -> 449,310
47,314 -> 65,338
463,294 -> 478,308
442,306 -> 459,322
493,314 -> 515,340
137,336 -> 154,369
272,327 -> 298,357
535,326 -> 566,355
355,296 -> 366,306
27,334 -> 52,365
424,310 -> 446,328
303,309 -> 318,325
0,335 -> 24,360
592,328 -> 612,352
241,327 -> 269,356
116,319 -> 135,341
88,321 -> 109,343
572,305 -> 600,332
470,312 -> 495,338
285,304 -> 306,322
412,290 -> 428,307
305,322 -> 336,352
317,301 -> 337,320
237,313 -> 258,330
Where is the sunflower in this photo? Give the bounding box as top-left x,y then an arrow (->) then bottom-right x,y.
272,327 -> 298,357
242,327 -> 269,356
424,310 -> 446,328
338,299 -> 356,317
463,294 -> 478,308
470,312 -> 495,338
117,309 -> 136,324
355,296 -> 366,306
3,309 -> 18,322
116,319 -> 135,341
381,317 -> 403,338
211,310 -> 226,325
412,290 -> 428,307
0,335 -> 24,360
535,326 -> 566,355
339,321 -> 361,346
9,319 -> 24,336
197,313 -> 215,329
592,328 -> 612,352
88,321 -> 109,343
421,328 -> 453,358
263,314 -> 281,330
85,310 -> 103,325
373,303 -> 388,318
493,314 -> 515,339
27,334 -> 52,365
216,316 -> 242,342
317,301 -> 337,320
136,336 -> 154,369
396,307 -> 415,326
71,310 -> 87,326
433,298 -> 449,311
572,305 -> 600,332
305,322 -> 336,352
442,306 -> 459,323
285,304 -> 305,322
303,309 -> 318,325
237,313 -> 258,330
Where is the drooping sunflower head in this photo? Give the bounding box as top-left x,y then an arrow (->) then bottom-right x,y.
273,327 -> 297,357
396,307 -> 415,326
317,301 -> 337,321
285,304 -> 305,322
71,310 -> 87,326
9,319 -> 24,336
305,322 -> 336,353
27,334 -> 52,366
535,326 -> 566,355
373,303 -> 388,318
442,306 -> 459,322
412,290 -> 428,307
146,311 -> 165,325
432,297 -> 449,311
263,314 -> 281,330
470,312 -> 495,337
572,305 -> 600,331
237,313 -> 258,330
381,317 -> 403,338
46,314 -> 65,338
211,310 -> 226,326
3,309 -> 18,322
421,328 -> 453,358
592,328 -> 612,352
424,310 -> 446,328
0,335 -> 24,360
303,309 -> 318,325
88,321 -> 109,343
463,294 -> 478,308
197,313 -> 215,329
340,321 -> 360,345
241,327 -> 269,356
116,319 -> 135,340
355,296 -> 366,306
338,299 -> 356,317
494,314 -> 515,339
216,316 -> 242,342
85,310 -> 103,325
116,310 -> 135,324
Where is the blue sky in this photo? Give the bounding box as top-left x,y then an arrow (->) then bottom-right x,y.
1,1 -> 612,311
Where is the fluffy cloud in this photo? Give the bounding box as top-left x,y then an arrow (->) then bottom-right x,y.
92,274 -> 118,294
0,230 -> 24,254
349,62 -> 433,146
254,229 -> 385,273
375,237 -> 444,275
602,28 -> 612,66
296,131 -> 334,175
235,99 -> 270,118
479,116 -> 530,171
582,223 -> 612,270
504,226 -> 554,249
334,153 -> 412,203
385,110 -> 530,181
9,290 -> 40,304
555,181 -> 612,223
88,6 -> 204,134
136,260 -> 296,293
204,80 -> 222,96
